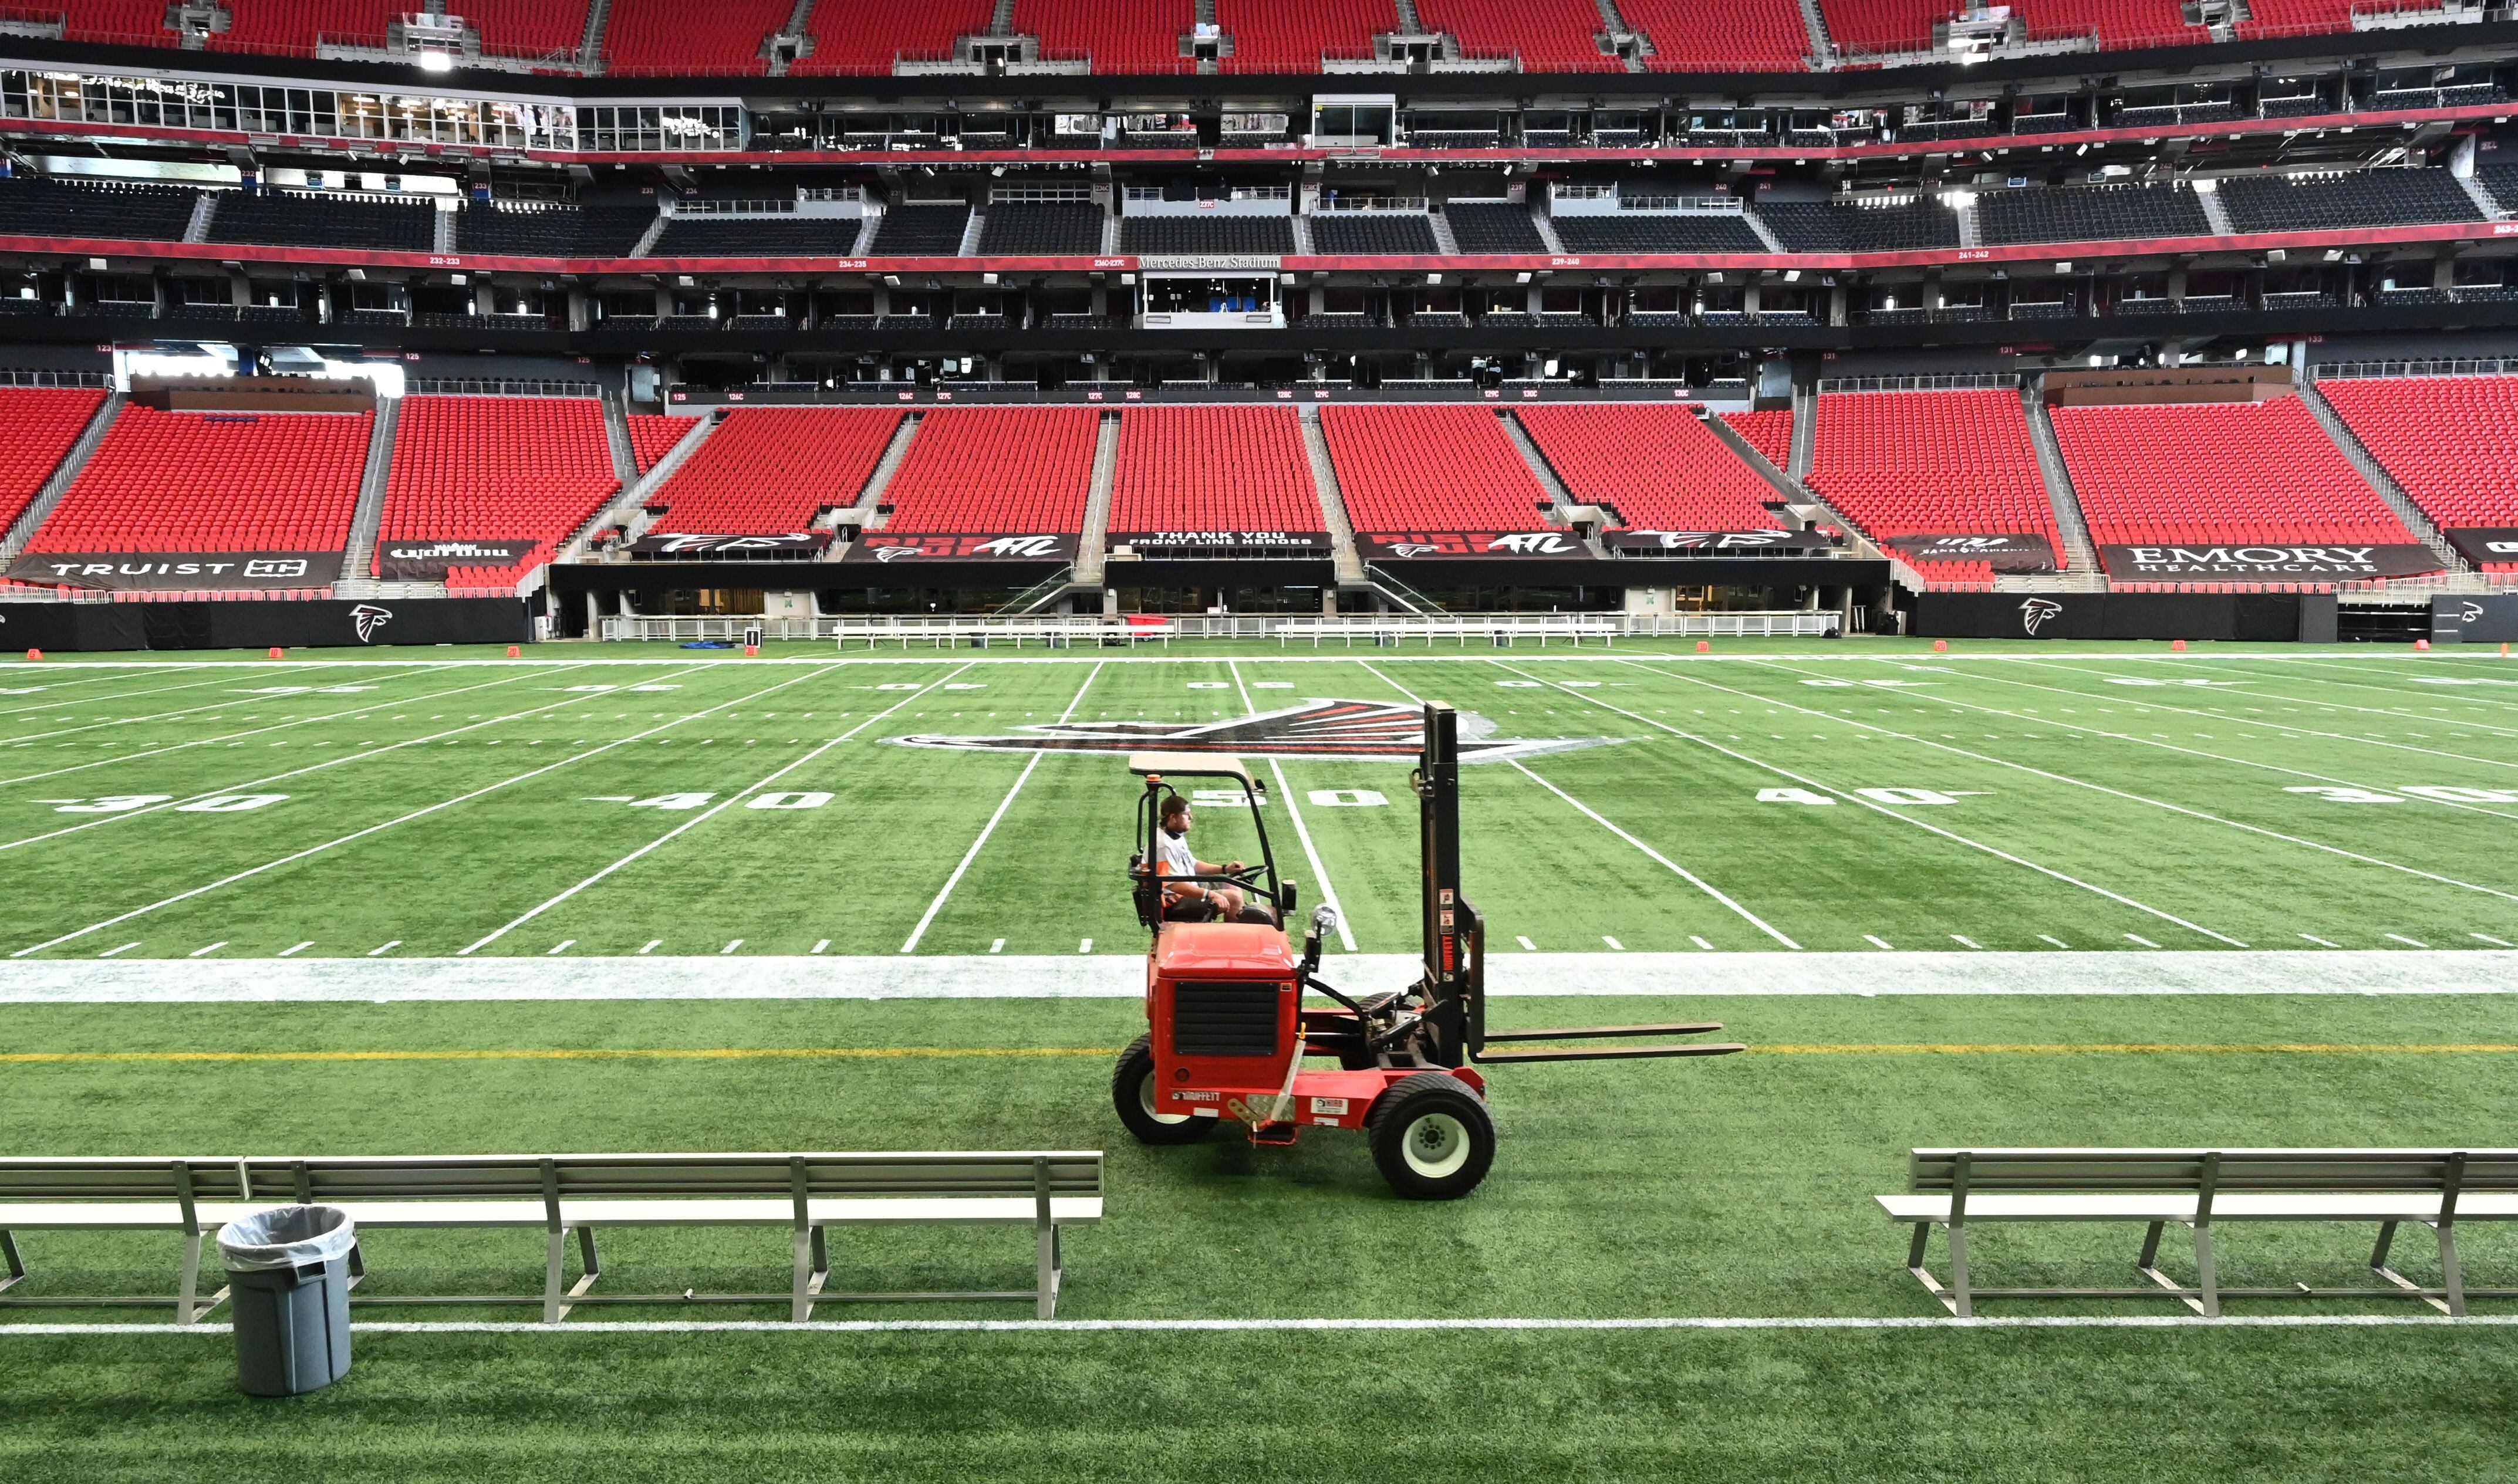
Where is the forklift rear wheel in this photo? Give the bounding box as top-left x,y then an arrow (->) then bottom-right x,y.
1366,1073 -> 1496,1199
1112,1034 -> 1214,1145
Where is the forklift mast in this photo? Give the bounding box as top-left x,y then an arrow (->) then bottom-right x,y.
1413,704 -> 1480,1068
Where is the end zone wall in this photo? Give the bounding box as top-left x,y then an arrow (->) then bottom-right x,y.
1911,590 -> 2332,641
0,599 -> 529,651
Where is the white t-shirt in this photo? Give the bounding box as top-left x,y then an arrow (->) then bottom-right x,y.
1155,827 -> 1199,884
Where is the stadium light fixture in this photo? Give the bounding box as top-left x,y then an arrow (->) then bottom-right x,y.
417,50 -> 454,73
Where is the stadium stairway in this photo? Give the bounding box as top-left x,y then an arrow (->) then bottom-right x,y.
0,391 -> 121,563
333,395 -> 403,598
830,411 -> 925,545
1496,408 -> 1602,552
2294,377 -> 2469,575
559,410 -> 714,561
2019,384 -> 2107,590
601,393 -> 638,488
1070,409 -> 1122,588
1702,407 -> 1886,563
1295,404 -> 1372,591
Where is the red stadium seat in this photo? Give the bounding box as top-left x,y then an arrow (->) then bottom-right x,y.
1518,405 -> 1784,531
1805,388 -> 2067,568
1322,405 -> 1550,530
1110,407 -> 1324,532
0,388 -> 107,536
374,396 -> 617,577
28,405 -> 369,555
627,414 -> 701,474
2318,376 -> 2518,547
880,407 -> 1099,533
646,408 -> 902,535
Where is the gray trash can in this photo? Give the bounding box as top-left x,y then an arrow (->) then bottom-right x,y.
215,1205 -> 356,1397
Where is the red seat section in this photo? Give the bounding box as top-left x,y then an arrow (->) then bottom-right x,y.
1626,0 -> 1811,69
1017,0 -> 1194,72
1111,407 -> 1323,533
1519,405 -> 1784,531
455,0 -> 596,59
647,408 -> 901,535
1323,405 -> 1551,530
2317,376 -> 2518,570
794,0 -> 994,74
627,413 -> 701,472
1807,389 -> 2064,572
2050,396 -> 2414,555
2237,0 -> 2442,38
29,406 -> 368,555
212,0 -> 396,53
2018,0 -> 2204,47
602,0 -> 791,73
1415,0 -> 1615,70
1216,0 -> 1389,72
378,397 -> 616,584
1720,408 -> 1795,471
1816,0 -> 1957,56
58,0 -> 176,45
0,388 -> 106,536
880,407 -> 1099,533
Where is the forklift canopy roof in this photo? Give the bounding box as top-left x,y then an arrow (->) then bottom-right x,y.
1128,753 -> 1264,790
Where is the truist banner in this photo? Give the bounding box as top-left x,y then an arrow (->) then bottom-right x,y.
841,533 -> 1079,564
1358,531 -> 1599,560
8,550 -> 345,591
2098,544 -> 2443,580
1886,533 -> 2059,573
1111,530 -> 1332,556
376,538 -> 535,579
1608,529 -> 1835,556
2445,529 -> 2518,567
626,533 -> 829,558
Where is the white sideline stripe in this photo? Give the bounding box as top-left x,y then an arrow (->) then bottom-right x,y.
1231,661 -> 1355,952
898,662 -> 1098,956
468,663 -> 974,959
2128,654 -> 2518,740
5,949 -> 2513,1003
11,653 -> 2500,670
1507,661 -> 2248,948
11,667 -> 856,961
0,668 -> 340,749
1722,657 -> 2518,910
0,668 -> 237,724
11,1314 -> 2518,1337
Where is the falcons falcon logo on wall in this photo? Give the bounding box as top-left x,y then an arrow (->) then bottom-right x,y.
893,699 -> 1619,763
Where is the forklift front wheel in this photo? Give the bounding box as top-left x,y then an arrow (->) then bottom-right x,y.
1113,1034 -> 1215,1145
1366,1073 -> 1496,1200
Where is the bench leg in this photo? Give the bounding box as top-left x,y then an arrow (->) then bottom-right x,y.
1037,1222 -> 1061,1320
177,1230 -> 202,1327
791,1225 -> 829,1323
2190,1225 -> 2220,1319
2434,1223 -> 2467,1319
1904,1221 -> 1963,1317
2371,1221 -> 2454,1316
0,1231 -> 22,1295
1946,1222 -> 1972,1319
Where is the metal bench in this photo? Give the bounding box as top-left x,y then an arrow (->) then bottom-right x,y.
1881,1148 -> 2518,1317
1,1150 -> 1102,1324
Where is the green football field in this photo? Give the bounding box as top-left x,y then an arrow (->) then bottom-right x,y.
5,638 -> 2518,1480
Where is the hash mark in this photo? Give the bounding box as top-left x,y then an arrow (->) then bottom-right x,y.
1078,938 -> 1093,955
1950,935 -> 1983,950
2473,933 -> 2513,947
637,939 -> 662,955
546,940 -> 573,955
2385,933 -> 2431,948
368,941 -> 400,956
189,942 -> 227,957
2038,935 -> 2070,949
2298,934 -> 2341,948
1602,935 -> 1624,950
278,942 -> 313,957
1516,935 -> 1538,951
720,939 -> 743,955
2125,934 -> 2159,948
97,941 -> 139,958
1689,935 -> 1715,951
1864,935 -> 1893,951
990,938 -> 1006,954
811,939 -> 829,955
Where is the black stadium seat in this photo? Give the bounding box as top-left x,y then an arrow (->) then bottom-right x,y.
1444,202 -> 1548,253
651,217 -> 865,256
1119,217 -> 1297,254
1308,214 -> 1441,254
1757,198 -> 1960,252
870,204 -> 973,255
207,190 -> 435,252
0,175 -> 200,242
977,204 -> 1105,255
1550,214 -> 1768,253
2215,170 -> 2483,233
1975,183 -> 2212,246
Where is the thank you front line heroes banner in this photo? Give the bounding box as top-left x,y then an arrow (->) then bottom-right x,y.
6,551 -> 346,591
2096,543 -> 2444,580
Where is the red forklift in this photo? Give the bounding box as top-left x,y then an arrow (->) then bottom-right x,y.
1112,702 -> 1744,1199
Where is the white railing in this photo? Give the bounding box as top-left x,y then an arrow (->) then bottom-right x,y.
1820,373 -> 2020,394
2312,359 -> 2518,381
592,611 -> 1843,646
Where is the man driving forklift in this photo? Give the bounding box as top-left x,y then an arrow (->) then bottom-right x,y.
1150,791 -> 1271,923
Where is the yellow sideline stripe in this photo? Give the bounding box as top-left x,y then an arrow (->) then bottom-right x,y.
5,1043 -> 2518,1065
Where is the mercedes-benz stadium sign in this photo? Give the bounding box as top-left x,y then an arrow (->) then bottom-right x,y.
377,538 -> 535,579
1885,533 -> 2058,572
2097,543 -> 2443,580
6,551 -> 346,591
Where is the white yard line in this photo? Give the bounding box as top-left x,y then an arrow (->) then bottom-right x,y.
0,662 -> 648,850
1498,661 -> 2247,948
0,665 -> 228,718
11,1313 -> 2514,1337
1643,660 -> 2518,912
464,664 -> 977,958
1506,758 -> 1801,949
897,663 -> 1099,956
2275,654 -> 2518,718
10,665 -> 857,960
1230,659 -> 1354,951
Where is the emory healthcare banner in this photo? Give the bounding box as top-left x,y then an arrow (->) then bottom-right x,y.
1607,529 -> 1835,556
2445,529 -> 2518,567
1357,531 -> 1599,560
376,538 -> 535,579
841,533 -> 1079,564
1885,533 -> 2058,573
2097,544 -> 2443,581
7,550 -> 345,591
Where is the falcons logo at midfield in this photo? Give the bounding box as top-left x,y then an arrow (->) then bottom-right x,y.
892,699 -> 1619,763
